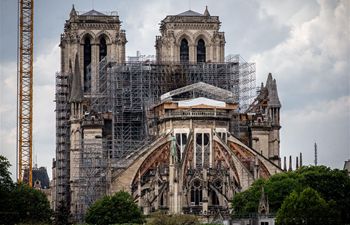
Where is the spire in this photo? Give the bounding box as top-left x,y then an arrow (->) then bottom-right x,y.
204,6 -> 210,16
265,73 -> 281,108
266,73 -> 273,89
296,156 -> 299,169
288,155 -> 292,171
70,4 -> 77,18
69,54 -> 83,103
258,186 -> 269,215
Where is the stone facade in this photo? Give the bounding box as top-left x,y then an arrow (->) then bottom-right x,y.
109,89 -> 282,216
155,7 -> 225,63
60,6 -> 126,94
54,6 -> 282,222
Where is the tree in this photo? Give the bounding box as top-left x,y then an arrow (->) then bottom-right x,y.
85,191 -> 144,225
0,155 -> 52,225
0,155 -> 15,224
231,166 -> 350,224
232,172 -> 300,216
296,166 -> 350,223
11,184 -> 52,224
0,155 -> 13,189
276,187 -> 340,225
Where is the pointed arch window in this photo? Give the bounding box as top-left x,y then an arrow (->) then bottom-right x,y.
99,37 -> 107,61
197,39 -> 206,63
180,38 -> 189,63
190,179 -> 203,206
83,36 -> 92,92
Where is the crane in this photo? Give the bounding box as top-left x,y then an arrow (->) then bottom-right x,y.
17,0 -> 34,186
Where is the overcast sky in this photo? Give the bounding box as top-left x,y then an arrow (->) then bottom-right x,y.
0,0 -> 349,180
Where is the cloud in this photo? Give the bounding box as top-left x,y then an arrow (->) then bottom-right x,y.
251,0 -> 350,110
0,42 -> 59,180
281,96 -> 350,168
251,0 -> 350,168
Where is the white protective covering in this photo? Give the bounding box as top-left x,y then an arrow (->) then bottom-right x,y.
177,97 -> 226,108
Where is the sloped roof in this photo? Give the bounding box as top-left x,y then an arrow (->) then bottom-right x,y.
81,9 -> 106,16
161,82 -> 235,102
176,10 -> 203,16
178,97 -> 226,108
32,167 -> 50,189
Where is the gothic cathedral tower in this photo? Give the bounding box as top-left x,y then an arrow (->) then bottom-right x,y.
57,6 -> 126,220
60,5 -> 127,94
155,7 -> 225,63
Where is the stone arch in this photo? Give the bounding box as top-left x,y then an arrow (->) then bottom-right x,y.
95,31 -> 112,44
79,31 -> 96,44
80,33 -> 94,92
130,142 -> 170,186
193,30 -> 211,46
175,31 -> 194,46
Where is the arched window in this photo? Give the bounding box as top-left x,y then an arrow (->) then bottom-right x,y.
180,39 -> 189,63
99,37 -> 107,61
197,39 -> 206,63
190,179 -> 203,206
83,36 -> 92,92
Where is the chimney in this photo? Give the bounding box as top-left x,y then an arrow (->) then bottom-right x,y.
283,156 -> 287,171
300,152 -> 303,167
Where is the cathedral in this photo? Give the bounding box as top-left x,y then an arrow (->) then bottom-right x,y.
53,5 -> 282,222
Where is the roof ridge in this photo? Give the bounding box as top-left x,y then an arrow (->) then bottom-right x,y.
176,10 -> 204,16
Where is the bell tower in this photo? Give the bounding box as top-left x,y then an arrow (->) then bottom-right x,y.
155,6 -> 225,63
60,5 -> 127,94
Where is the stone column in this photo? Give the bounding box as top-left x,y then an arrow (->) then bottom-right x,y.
90,44 -> 98,94
189,44 -> 195,63
202,168 -> 208,214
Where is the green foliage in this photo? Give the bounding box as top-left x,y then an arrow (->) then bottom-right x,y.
0,155 -> 13,190
296,165 -> 350,223
0,155 -> 52,225
10,184 -> 52,224
85,191 -> 144,225
231,179 -> 266,216
231,166 -> 350,224
0,155 -> 15,224
147,212 -> 199,225
276,187 -> 340,225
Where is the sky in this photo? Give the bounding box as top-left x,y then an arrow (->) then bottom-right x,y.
0,0 -> 349,180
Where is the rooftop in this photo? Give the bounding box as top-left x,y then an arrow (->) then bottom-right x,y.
176,10 -> 204,17
81,9 -> 106,16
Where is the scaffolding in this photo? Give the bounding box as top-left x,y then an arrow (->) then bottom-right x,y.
89,59 -> 256,160
54,72 -> 71,210
55,57 -> 256,222
71,138 -> 108,221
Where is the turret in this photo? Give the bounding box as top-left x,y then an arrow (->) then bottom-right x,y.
203,6 -> 210,16
69,4 -> 77,18
266,73 -> 281,165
